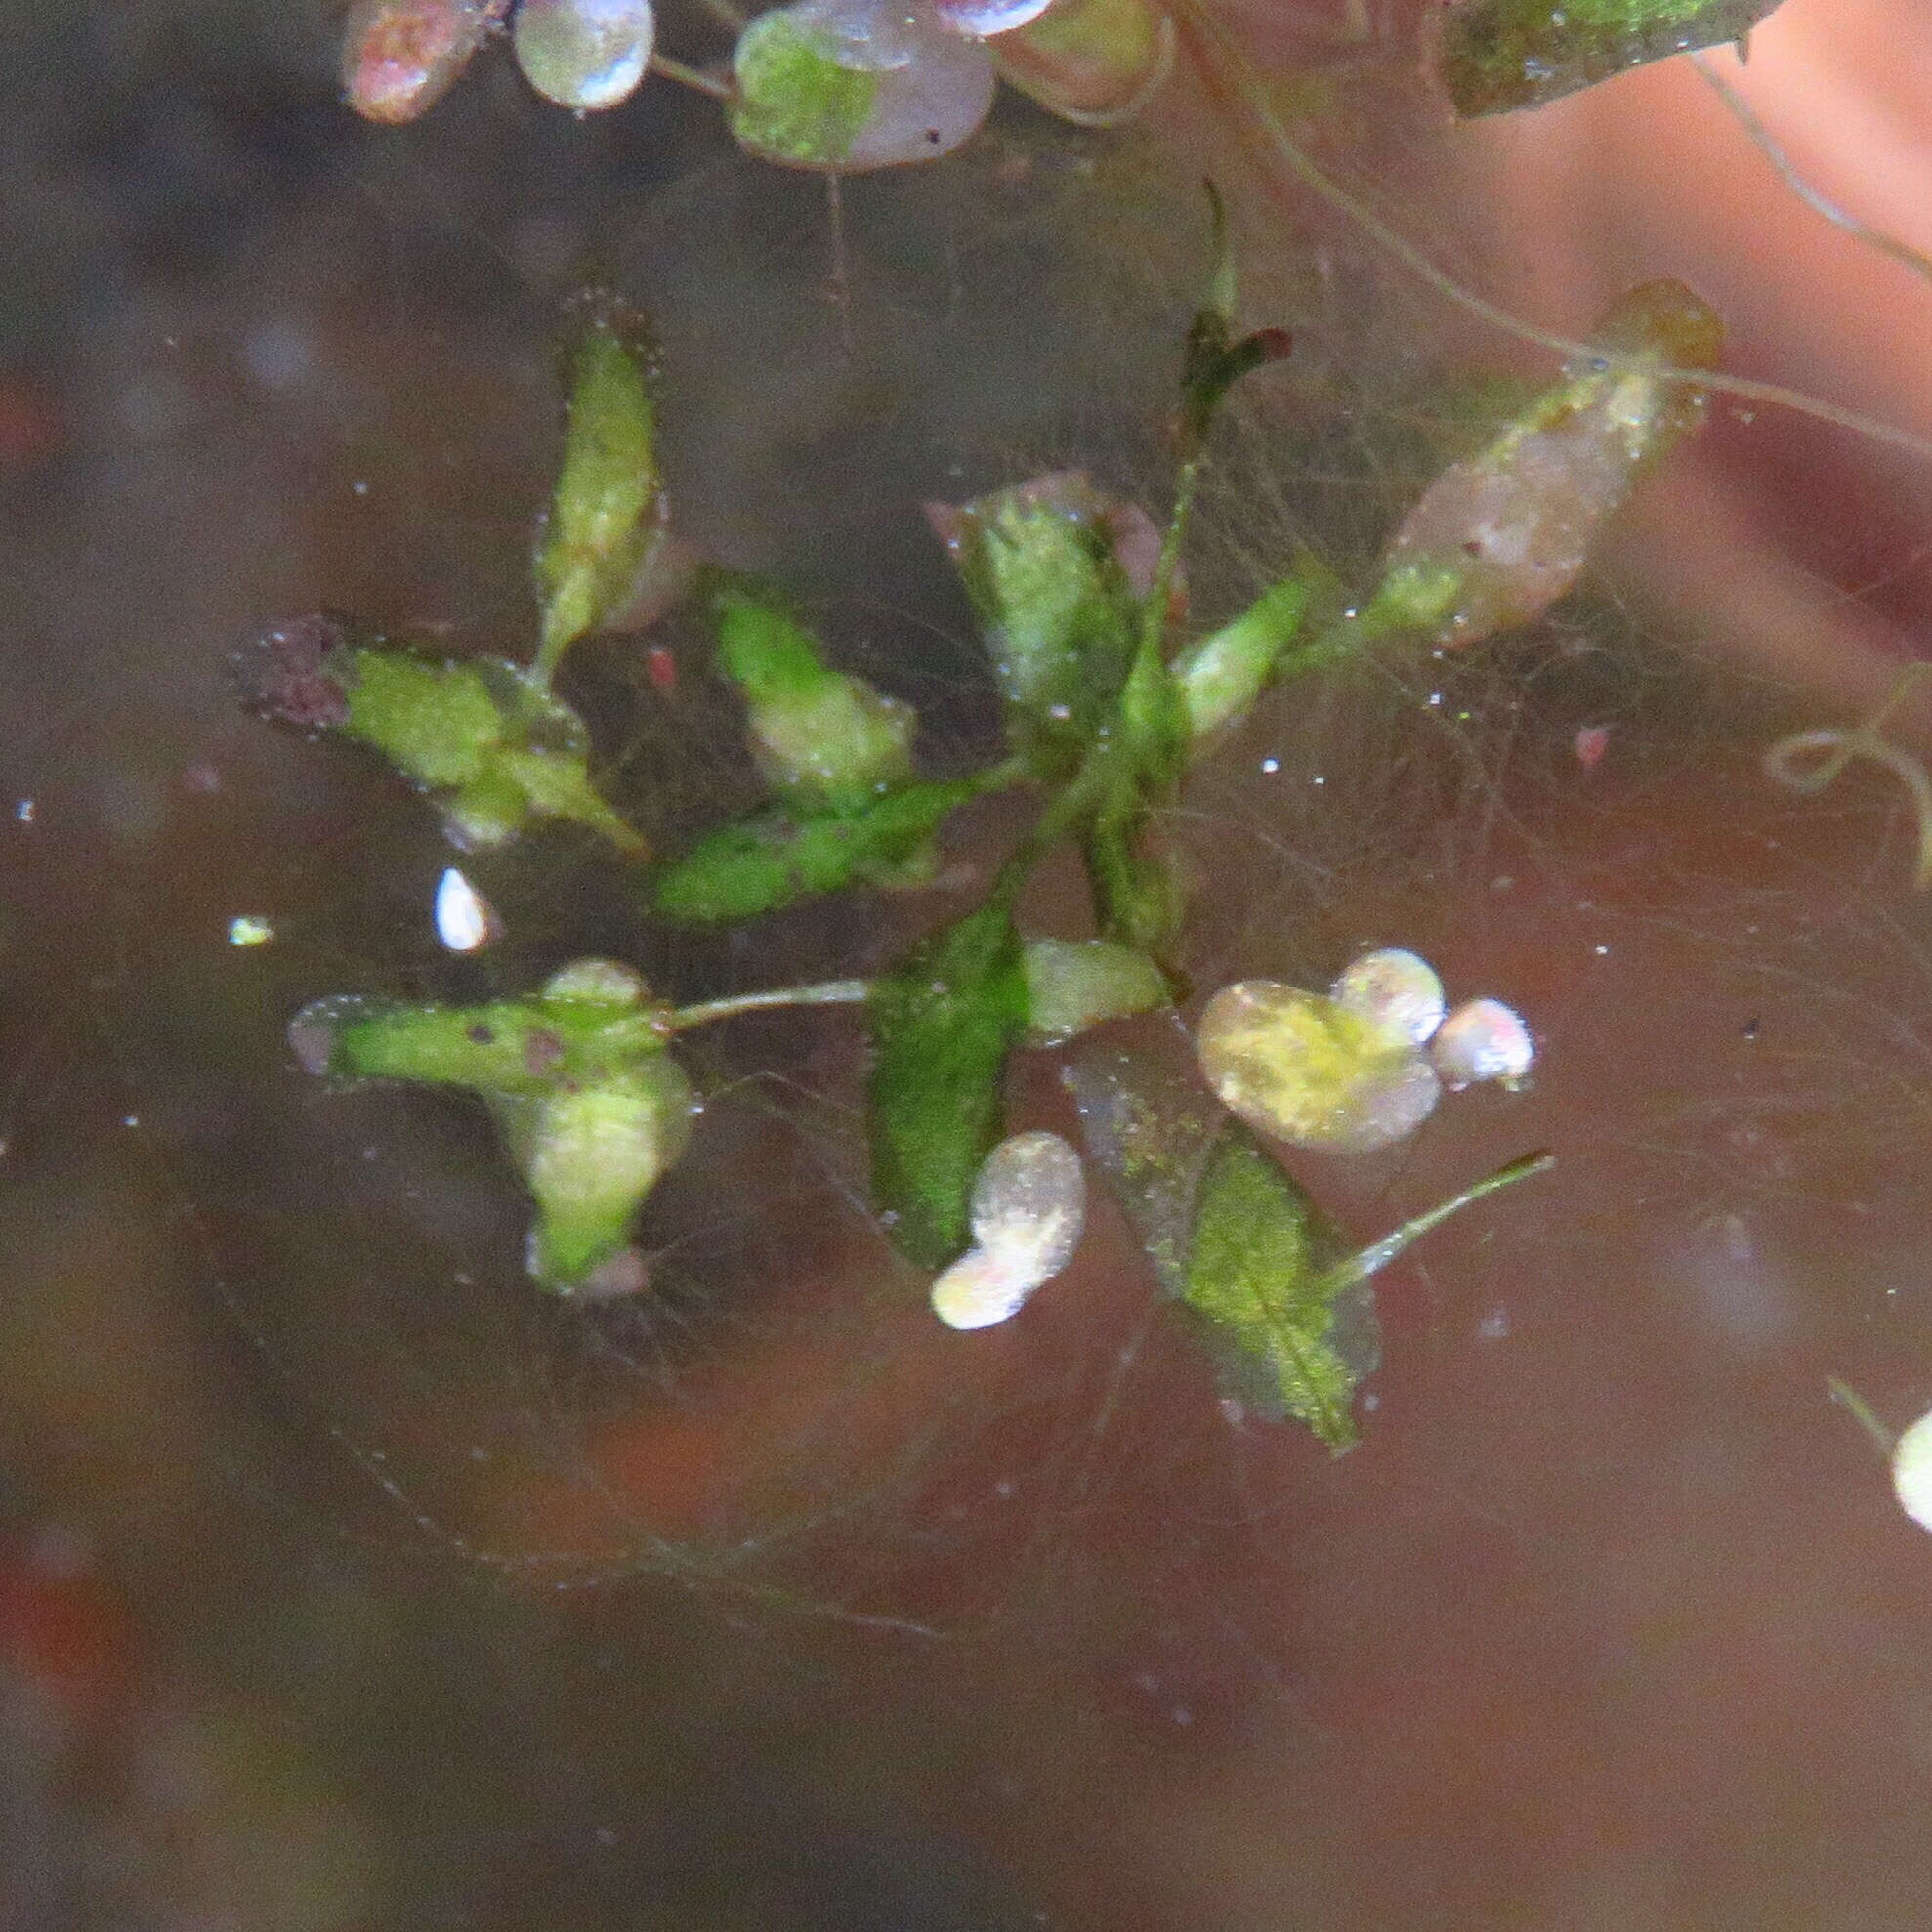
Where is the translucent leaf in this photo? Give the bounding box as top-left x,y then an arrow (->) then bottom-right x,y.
513,0 -> 654,111
868,904 -> 1029,1267
533,296 -> 666,673
1065,1029 -> 1380,1449
729,1 -> 995,171
924,471 -> 1140,767
1022,937 -> 1169,1045
1430,996 -> 1536,1091
651,777 -> 977,922
930,1128 -> 1087,1329
1330,947 -> 1447,1048
709,582 -> 915,809
933,0 -> 1056,33
1369,279 -> 1723,648
989,0 -> 1174,126
968,1128 -> 1085,1276
1440,0 -> 1785,119
341,0 -> 505,125
1196,980 -> 1442,1154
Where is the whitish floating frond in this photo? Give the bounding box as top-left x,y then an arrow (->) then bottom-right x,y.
930,1129 -> 1086,1331
513,0 -> 655,110
1430,997 -> 1535,1092
1330,947 -> 1447,1048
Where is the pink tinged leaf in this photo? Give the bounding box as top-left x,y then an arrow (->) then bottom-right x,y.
341,0 -> 506,124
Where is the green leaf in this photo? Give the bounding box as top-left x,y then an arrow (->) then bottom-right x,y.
242,614 -> 647,855
493,1058 -> 695,1292
534,295 -> 665,677
709,581 -> 916,810
289,959 -> 670,1095
1022,938 -> 1169,1045
339,650 -> 503,788
728,10 -> 878,168
1062,1028 -> 1374,1448
926,473 -> 1140,769
1365,278 -> 1723,649
1180,1129 -> 1375,1449
289,958 -> 696,1296
1440,0 -> 1785,118
1069,1029 -> 1549,1449
1171,574 -> 1313,740
868,903 -> 1029,1267
652,776 -> 978,922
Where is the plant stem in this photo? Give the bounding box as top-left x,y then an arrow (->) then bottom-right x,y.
664,979 -> 873,1031
650,52 -> 733,101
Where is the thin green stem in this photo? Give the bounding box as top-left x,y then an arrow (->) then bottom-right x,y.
664,979 -> 874,1031
1827,1374 -> 1898,1459
650,52 -> 733,101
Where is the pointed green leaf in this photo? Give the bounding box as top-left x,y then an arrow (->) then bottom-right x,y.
709,582 -> 916,810
1181,1129 -> 1376,1449
534,295 -> 665,674
1441,0 -> 1785,119
652,776 -> 978,922
926,473 -> 1140,768
868,904 -> 1029,1267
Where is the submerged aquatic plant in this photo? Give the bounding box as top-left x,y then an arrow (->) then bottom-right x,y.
245,197 -> 1752,1445
343,0 -> 1178,161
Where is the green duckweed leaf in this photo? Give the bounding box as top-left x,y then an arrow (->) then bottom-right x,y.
709,580 -> 916,810
652,776 -> 978,922
290,959 -> 694,1296
239,614 -> 646,855
868,903 -> 1029,1268
728,10 -> 877,168
925,472 -> 1141,772
534,295 -> 667,673
1441,0 -> 1785,119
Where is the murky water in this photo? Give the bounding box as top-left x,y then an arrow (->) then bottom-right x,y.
7,3 -> 1932,1927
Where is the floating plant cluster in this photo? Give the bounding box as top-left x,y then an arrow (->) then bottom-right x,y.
342,0 -> 1174,159
245,215 -> 1725,1445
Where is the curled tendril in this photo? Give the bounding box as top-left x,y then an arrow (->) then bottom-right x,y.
1762,665 -> 1932,891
